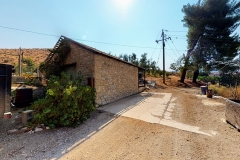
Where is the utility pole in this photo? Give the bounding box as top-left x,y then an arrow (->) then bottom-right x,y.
18,47 -> 23,76
156,29 -> 171,84
18,47 -> 21,76
162,30 -> 166,84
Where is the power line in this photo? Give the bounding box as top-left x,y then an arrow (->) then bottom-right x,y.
0,25 -> 162,50
0,25 -> 59,38
0,25 -> 191,53
168,35 -> 187,37
155,30 -> 162,40
166,41 -> 179,58
0,25 -> 195,53
151,30 -> 164,60
164,35 -> 235,42
156,46 -> 161,66
168,30 -> 188,33
165,50 -> 175,62
150,44 -> 159,60
170,39 -> 183,56
168,30 -> 239,34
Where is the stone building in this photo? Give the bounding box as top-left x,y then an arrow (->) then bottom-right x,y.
45,36 -> 145,105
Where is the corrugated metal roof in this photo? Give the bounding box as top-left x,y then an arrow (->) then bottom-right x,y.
53,35 -> 145,70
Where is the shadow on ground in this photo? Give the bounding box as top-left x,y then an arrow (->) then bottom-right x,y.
0,93 -> 148,160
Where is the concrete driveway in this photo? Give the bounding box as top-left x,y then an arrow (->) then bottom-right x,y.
99,92 -> 219,137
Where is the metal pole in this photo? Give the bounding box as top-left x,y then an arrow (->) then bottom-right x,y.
162,29 -> 165,84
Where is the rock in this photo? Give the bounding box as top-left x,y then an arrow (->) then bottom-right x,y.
35,128 -> 43,132
17,125 -> 24,130
28,130 -> 35,134
20,127 -> 28,132
46,127 -> 50,130
8,129 -> 18,134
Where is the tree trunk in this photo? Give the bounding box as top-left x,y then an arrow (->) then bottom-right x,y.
192,69 -> 199,83
179,36 -> 201,83
180,56 -> 190,83
180,68 -> 187,83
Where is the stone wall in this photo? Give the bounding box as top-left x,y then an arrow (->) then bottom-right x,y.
64,41 -> 95,85
63,40 -> 139,105
94,54 -> 139,105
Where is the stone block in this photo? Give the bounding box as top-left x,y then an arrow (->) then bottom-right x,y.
22,110 -> 34,125
8,129 -> 18,134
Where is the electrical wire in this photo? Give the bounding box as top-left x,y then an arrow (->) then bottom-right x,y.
151,30 -> 163,60
165,50 -> 175,62
0,25 -> 161,50
167,30 -> 188,33
156,46 -> 161,66
170,39 -> 183,56
1,25 -> 232,54
166,41 -> 179,57
0,25 -> 59,38
150,44 -> 159,60
168,30 -> 238,34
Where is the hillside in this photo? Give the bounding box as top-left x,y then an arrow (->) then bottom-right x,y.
0,48 -> 50,66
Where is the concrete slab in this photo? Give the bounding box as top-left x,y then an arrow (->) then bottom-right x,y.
159,119 -> 213,137
99,92 -> 217,137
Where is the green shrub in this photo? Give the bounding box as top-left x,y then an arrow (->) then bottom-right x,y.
197,76 -> 220,84
30,72 -> 96,128
25,77 -> 43,87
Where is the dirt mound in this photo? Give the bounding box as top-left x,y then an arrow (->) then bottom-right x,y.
0,48 -> 50,66
146,75 -> 207,89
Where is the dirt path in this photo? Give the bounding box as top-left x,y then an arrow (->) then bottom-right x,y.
60,86 -> 240,160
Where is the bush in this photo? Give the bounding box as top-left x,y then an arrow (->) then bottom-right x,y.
25,77 -> 43,87
30,72 -> 96,128
166,71 -> 172,77
197,76 -> 220,85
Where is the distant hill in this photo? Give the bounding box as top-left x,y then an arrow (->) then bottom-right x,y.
0,48 -> 50,66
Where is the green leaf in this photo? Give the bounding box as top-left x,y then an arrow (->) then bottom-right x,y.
44,108 -> 51,114
47,89 -> 55,96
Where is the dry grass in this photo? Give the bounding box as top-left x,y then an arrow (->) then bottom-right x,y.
209,85 -> 240,100
146,75 -> 206,89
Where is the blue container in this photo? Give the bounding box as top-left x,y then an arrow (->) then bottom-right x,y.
200,86 -> 208,95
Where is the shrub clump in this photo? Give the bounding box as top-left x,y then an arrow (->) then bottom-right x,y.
30,72 -> 96,128
197,76 -> 220,85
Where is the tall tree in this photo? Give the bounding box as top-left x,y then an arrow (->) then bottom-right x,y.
119,53 -> 129,62
181,0 -> 240,83
139,53 -> 151,72
129,53 -> 139,66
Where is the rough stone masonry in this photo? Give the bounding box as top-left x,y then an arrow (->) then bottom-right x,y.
59,38 -> 140,105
